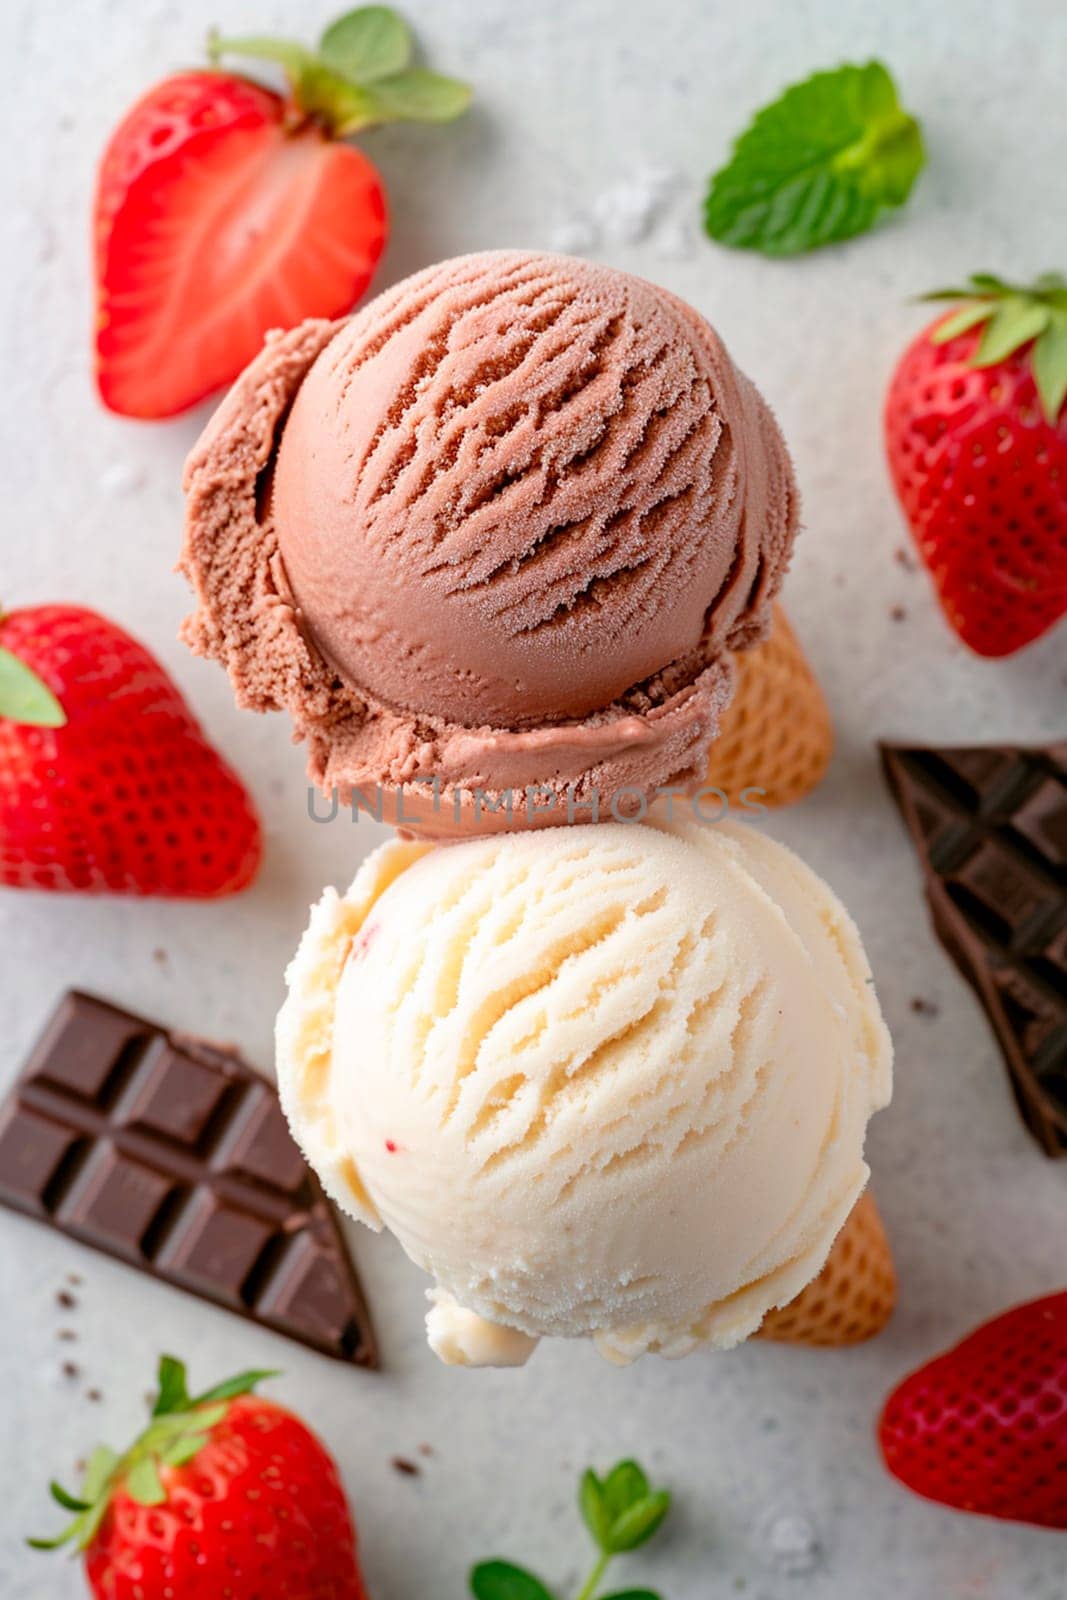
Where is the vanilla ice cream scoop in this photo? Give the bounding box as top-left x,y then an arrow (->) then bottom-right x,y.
276,820 -> 891,1366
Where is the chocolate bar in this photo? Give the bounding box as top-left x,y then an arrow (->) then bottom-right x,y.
881,742 -> 1067,1156
0,991 -> 377,1365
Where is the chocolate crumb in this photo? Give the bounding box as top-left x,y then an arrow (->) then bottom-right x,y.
66,1273 -> 83,1286
57,1329 -> 77,1342
910,996 -> 940,1019
152,948 -> 169,967
56,1290 -> 77,1310
418,1443 -> 434,1458
87,1389 -> 102,1403
890,605 -> 907,622
391,1456 -> 420,1477
894,546 -> 917,572
62,1361 -> 80,1379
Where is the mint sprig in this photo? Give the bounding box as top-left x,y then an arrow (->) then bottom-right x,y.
922,271 -> 1067,422
471,1459 -> 671,1600
704,61 -> 924,256
209,5 -> 471,137
29,1356 -> 278,1554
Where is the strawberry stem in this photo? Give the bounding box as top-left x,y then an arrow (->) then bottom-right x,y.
923,271 -> 1067,422
28,1357 -> 279,1555
207,7 -> 471,138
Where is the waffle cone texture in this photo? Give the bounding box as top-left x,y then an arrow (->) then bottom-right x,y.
757,1191 -> 897,1346
705,606 -> 833,809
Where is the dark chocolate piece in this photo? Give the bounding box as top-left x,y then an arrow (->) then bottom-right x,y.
0,991 -> 377,1365
881,742 -> 1067,1156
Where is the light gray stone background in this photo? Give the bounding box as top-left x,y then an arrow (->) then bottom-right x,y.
1,0 -> 1064,1594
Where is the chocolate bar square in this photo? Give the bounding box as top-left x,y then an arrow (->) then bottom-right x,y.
0,991 -> 377,1365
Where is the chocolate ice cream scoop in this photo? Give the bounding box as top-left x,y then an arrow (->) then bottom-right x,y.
180,251 -> 798,834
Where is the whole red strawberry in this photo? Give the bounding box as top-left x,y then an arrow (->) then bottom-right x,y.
94,7 -> 471,418
0,604 -> 261,896
885,272 -> 1067,656
32,1356 -> 369,1598
879,1291 -> 1067,1528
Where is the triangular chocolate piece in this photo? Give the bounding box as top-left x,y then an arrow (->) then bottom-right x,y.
0,991 -> 378,1366
881,743 -> 1067,1157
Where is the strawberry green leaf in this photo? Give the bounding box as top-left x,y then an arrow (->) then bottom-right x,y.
161,1431 -> 210,1468
604,1492 -> 672,1554
186,1402 -> 228,1431
916,270 -> 1067,417
1033,315 -> 1067,421
125,1457 -> 166,1507
300,60 -> 382,132
48,1482 -> 89,1513
320,6 -> 411,83
968,271 -> 1014,293
0,647 -> 66,727
192,1368 -> 279,1405
919,285 -> 983,301
207,31 -> 379,132
208,16 -> 469,134
704,61 -> 924,256
470,1561 -> 555,1600
972,297 -> 1051,368
602,1461 -> 650,1522
368,68 -> 472,122
27,1523 -> 82,1552
580,1468 -> 612,1551
206,30 -> 314,79
929,302 -> 997,344
81,1447 -> 119,1504
600,1592 -> 663,1599
153,1355 -> 190,1417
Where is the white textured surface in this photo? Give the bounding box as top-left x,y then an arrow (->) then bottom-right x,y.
1,0 -> 1064,1595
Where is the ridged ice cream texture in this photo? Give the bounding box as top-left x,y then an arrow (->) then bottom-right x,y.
277,818 -> 891,1365
181,252 -> 798,831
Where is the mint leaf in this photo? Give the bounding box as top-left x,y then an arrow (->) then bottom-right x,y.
605,1492 -> 671,1554
470,1561 -> 555,1600
602,1461 -> 650,1523
321,6 -> 411,82
125,1458 -> 166,1507
704,61 -> 924,256
0,647 -> 66,727
601,1592 -> 663,1599
1033,315 -> 1067,421
369,68 -> 471,122
579,1468 -> 612,1551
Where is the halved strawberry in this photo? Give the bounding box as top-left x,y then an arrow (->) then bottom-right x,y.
95,72 -> 386,418
93,7 -> 472,418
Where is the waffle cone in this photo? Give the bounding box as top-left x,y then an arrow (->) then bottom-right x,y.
757,1192 -> 897,1347
706,606 -> 833,809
